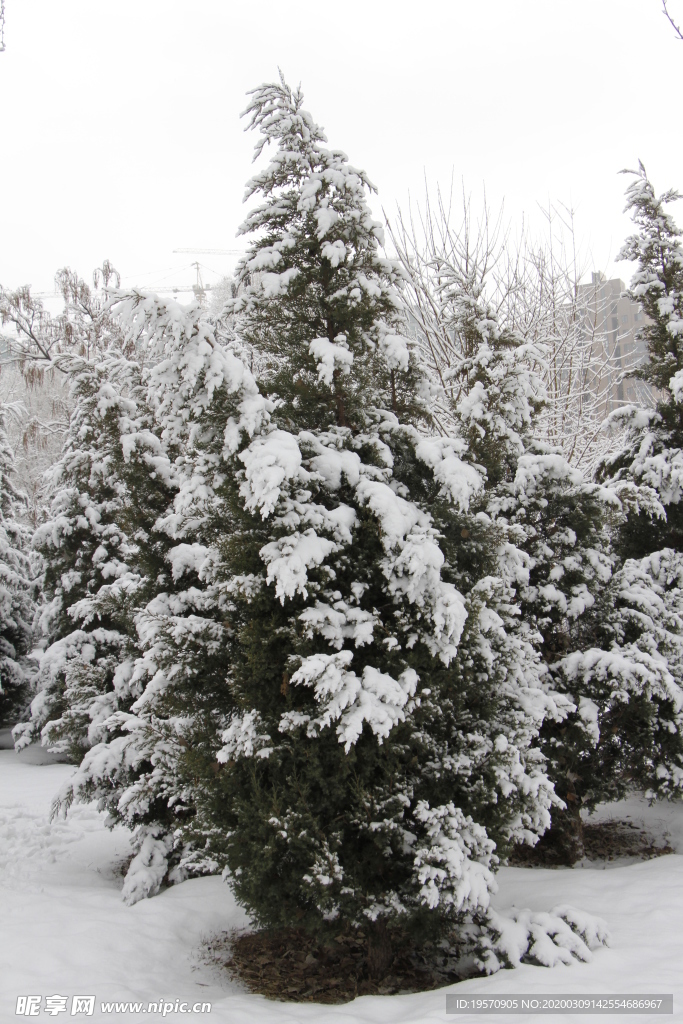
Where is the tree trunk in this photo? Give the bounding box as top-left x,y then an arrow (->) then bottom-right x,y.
367,918 -> 393,980
533,802 -> 584,865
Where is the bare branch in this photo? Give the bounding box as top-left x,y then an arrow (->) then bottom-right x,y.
663,0 -> 683,40
387,186 -> 642,471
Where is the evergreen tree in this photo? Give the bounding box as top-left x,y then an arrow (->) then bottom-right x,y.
550,165 -> 683,842
178,76 -> 560,970
13,343 -> 207,901
549,546 -> 683,824
0,405 -> 36,723
425,234 -> 683,864
470,165 -> 683,862
598,164 -> 683,557
426,249 -> 627,862
32,294 -> 269,902
102,292 -> 265,900
14,355 -> 142,760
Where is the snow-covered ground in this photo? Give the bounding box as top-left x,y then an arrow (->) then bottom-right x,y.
1,746 -> 682,1023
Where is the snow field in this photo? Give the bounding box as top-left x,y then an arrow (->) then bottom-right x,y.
1,751 -> 682,1024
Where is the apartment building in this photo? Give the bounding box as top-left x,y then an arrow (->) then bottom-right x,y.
575,271 -> 651,411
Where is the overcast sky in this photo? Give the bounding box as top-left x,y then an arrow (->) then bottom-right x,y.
1,0 -> 682,297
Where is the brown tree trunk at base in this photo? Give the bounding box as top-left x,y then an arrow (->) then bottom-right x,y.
532,805 -> 584,865
367,918 -> 393,980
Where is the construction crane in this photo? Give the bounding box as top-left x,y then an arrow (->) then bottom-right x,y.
172,248 -> 245,302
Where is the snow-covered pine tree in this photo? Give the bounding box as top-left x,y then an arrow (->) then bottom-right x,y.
598,164 -> 683,558
15,336 -> 220,902
179,76 -> 561,971
509,461 -> 622,864
453,165 -> 683,862
0,404 -> 37,723
549,165 -> 683,834
548,546 -> 683,829
13,355 -> 147,761
426,250 -> 623,862
41,292 -> 270,903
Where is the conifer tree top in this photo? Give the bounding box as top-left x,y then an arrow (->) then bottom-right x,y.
618,163 -> 683,396
233,73 -> 428,432
597,165 -> 683,554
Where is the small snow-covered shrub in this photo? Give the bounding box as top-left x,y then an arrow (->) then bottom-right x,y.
477,904 -> 610,973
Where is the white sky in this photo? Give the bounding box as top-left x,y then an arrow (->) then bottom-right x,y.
1,0 -> 682,297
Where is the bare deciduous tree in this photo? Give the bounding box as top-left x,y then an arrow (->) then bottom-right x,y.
0,262 -> 124,521
387,186 -> 645,471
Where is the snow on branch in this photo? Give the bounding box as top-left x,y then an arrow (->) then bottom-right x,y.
241,69 -> 326,162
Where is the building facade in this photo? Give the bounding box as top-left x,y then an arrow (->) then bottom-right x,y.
576,272 -> 652,411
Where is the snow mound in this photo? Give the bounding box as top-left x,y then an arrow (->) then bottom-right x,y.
0,803 -> 100,883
